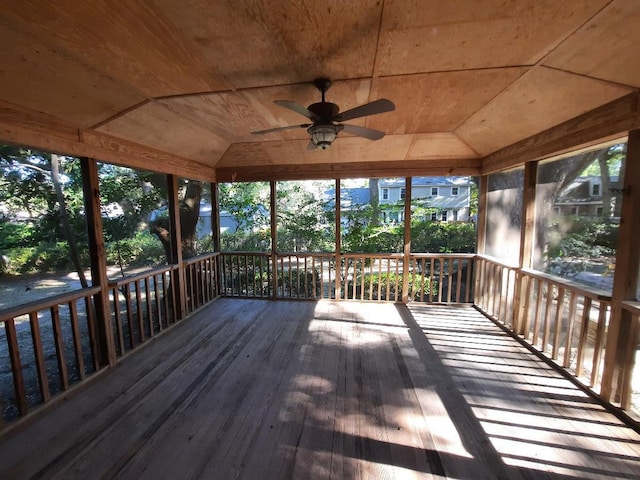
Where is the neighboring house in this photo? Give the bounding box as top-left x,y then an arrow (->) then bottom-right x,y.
196,204 -> 240,236
326,177 -> 472,225
554,175 -> 620,217
151,203 -> 241,239
378,177 -> 471,223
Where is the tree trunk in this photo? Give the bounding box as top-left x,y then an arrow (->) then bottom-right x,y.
369,178 -> 380,226
51,154 -> 88,288
150,180 -> 203,262
599,154 -> 612,218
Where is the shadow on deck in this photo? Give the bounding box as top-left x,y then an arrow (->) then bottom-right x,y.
0,299 -> 638,479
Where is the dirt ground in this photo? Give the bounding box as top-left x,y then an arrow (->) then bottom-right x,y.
0,265 -> 148,311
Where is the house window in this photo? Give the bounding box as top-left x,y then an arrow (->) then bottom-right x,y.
570,207 -> 578,215
400,187 -> 405,200
431,187 -> 438,196
441,211 -> 447,222
430,211 -> 437,221
451,187 -> 459,196
382,188 -> 389,200
453,210 -> 458,221
592,184 -> 600,196
596,206 -> 603,216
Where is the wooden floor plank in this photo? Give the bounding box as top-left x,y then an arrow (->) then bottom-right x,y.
0,299 -> 639,480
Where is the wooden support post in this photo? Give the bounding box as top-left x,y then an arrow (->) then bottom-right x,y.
601,130 -> 640,403
211,182 -> 222,296
335,179 -> 342,301
513,161 -> 538,335
80,157 -> 116,366
270,180 -> 278,300
167,175 -> 186,320
474,176 -> 488,305
519,161 -> 537,270
402,177 -> 412,303
476,175 -> 488,255
211,182 -> 221,252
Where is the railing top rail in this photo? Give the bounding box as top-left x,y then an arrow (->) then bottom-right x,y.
519,267 -> 612,302
474,253 -> 520,269
275,252 -> 336,257
108,264 -> 178,287
220,251 -> 272,256
475,254 -> 612,302
0,286 -> 101,323
622,300 -> 640,316
182,251 -> 221,265
410,253 -> 475,259
341,252 -> 404,258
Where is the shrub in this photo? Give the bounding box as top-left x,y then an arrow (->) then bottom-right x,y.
411,221 -> 476,253
546,217 -> 617,259
0,220 -> 37,250
5,241 -> 87,274
345,271 -> 435,301
105,231 -> 165,267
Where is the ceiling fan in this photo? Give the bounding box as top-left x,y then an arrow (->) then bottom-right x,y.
251,78 -> 395,150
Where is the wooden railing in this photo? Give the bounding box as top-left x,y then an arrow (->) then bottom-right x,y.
108,265 -> 178,357
1,251 -> 635,427
341,253 -> 404,301
274,253 -> 336,299
0,256 -> 223,429
475,256 -> 615,404
0,287 -> 101,425
620,301 -> 640,413
220,252 -> 272,298
219,251 -> 475,303
409,254 -> 474,303
219,252 -> 337,299
183,252 -> 221,314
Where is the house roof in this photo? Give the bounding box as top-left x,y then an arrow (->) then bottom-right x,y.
0,2 -> 638,181
380,176 -> 470,188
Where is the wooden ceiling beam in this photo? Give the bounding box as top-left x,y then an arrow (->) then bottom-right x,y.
0,100 -> 215,181
215,158 -> 482,182
481,92 -> 640,174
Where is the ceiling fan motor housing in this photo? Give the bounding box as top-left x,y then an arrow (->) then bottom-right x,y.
308,102 -> 339,122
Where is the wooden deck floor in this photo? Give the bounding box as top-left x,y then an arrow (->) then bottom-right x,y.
1,299 -> 639,479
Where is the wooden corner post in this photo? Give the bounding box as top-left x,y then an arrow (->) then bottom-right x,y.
167,174 -> 187,320
601,130 -> 640,404
80,157 -> 116,366
512,161 -> 537,335
402,177 -> 412,303
270,180 -> 278,299
335,179 -> 342,300
211,182 -> 222,296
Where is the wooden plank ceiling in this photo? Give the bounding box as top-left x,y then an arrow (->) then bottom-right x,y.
0,0 -> 639,181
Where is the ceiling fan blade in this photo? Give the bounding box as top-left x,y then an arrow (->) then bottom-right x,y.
274,100 -> 318,120
341,124 -> 386,141
334,98 -> 395,122
251,124 -> 310,135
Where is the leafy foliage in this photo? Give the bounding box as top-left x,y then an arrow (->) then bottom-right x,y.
411,222 -> 476,253
546,217 -> 618,259
0,145 -> 174,275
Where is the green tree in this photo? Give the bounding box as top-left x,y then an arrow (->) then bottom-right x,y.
276,181 -> 333,252
0,145 -> 87,275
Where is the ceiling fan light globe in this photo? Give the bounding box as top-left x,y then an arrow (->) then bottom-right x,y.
308,124 -> 339,150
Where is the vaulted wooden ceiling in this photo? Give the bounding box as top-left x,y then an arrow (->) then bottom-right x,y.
0,0 -> 639,181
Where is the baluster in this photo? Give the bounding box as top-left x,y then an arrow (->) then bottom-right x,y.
29,312 -> 50,402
